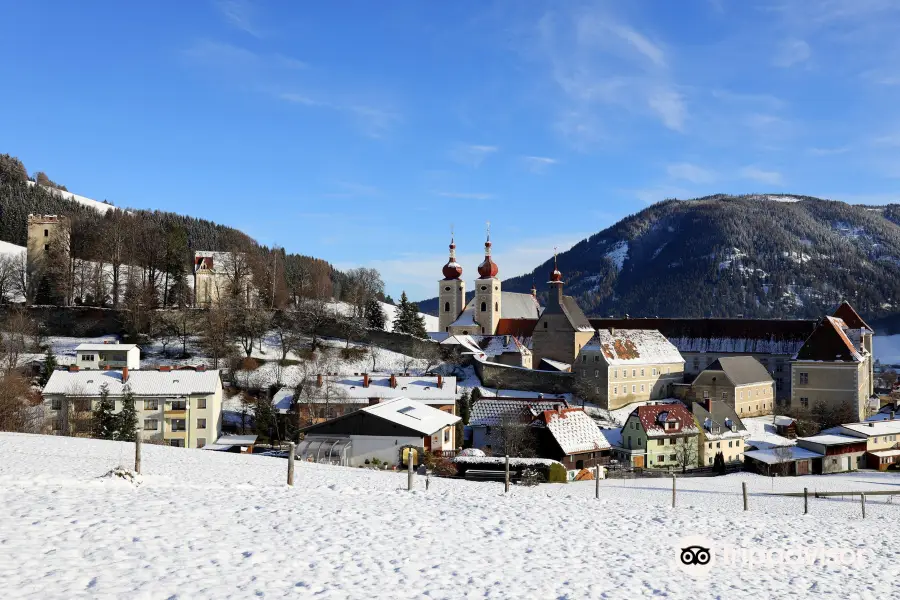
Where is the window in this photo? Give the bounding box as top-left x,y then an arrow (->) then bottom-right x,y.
44,229 -> 48,237
594,369 -> 599,378
799,372 -> 809,385
197,438 -> 206,449
480,286 -> 487,291
627,436 -> 632,448
171,419 -> 186,432
444,286 -> 450,292
170,400 -> 187,410
197,399 -> 207,410
709,457 -> 714,465
632,385 -> 636,393
632,369 -> 636,377
640,369 -> 645,377
728,441 -> 733,448
652,368 -> 657,376
703,390 -> 709,399
800,397 -> 809,408
739,391 -> 743,400
640,384 -> 645,392
144,400 -> 158,411
480,301 -> 486,312
708,442 -> 712,449
614,370 -> 618,378
51,398 -> 62,410
594,355 -> 600,362
670,454 -> 677,461
43,244 -> 49,251
444,429 -> 450,442
613,386 -> 618,395
831,458 -> 837,465
170,439 -> 185,448
582,355 -> 587,363
543,321 -> 548,329
658,440 -> 664,446
669,437 -> 676,445
722,392 -> 727,400
716,442 -> 721,448
197,418 -> 206,429
659,455 -> 666,463
444,302 -> 450,312
143,419 -> 158,431
495,302 -> 498,311
623,370 -> 627,378
81,353 -> 95,362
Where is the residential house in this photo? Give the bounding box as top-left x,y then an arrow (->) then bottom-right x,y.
533,408 -> 611,470
831,420 -> 900,470
614,403 -> 700,470
743,446 -> 822,476
689,400 -> 749,466
74,343 -> 140,370
685,356 -> 775,417
790,311 -> 874,421
795,434 -> 868,473
42,365 -> 223,449
297,397 -> 461,466
468,397 -> 569,452
573,328 -> 685,410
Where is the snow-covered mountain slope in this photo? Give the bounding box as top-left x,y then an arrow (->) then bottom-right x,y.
25,180 -> 116,214
0,240 -> 25,257
2,432 -> 899,599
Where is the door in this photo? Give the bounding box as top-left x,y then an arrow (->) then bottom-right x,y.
633,455 -> 644,468
796,460 -> 808,476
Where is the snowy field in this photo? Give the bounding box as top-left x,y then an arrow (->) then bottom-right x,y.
2,433 -> 899,599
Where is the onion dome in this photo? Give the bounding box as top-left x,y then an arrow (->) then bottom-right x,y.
549,251 -> 563,283
442,238 -> 463,280
477,238 -> 499,278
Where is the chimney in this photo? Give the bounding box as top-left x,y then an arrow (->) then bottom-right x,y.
504,335 -> 510,346
197,365 -> 206,372
159,366 -> 171,372
68,365 -> 79,372
103,365 -> 110,371
609,327 -> 616,337
316,373 -> 323,388
869,422 -> 874,427
363,373 -> 370,388
390,374 -> 397,389
437,374 -> 443,389
122,367 -> 129,383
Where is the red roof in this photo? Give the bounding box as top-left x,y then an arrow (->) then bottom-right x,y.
632,403 -> 697,437
495,318 -> 538,337
795,316 -> 863,363
832,301 -> 871,331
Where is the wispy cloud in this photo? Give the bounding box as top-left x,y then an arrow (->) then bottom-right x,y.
522,156 -> 558,173
773,38 -> 811,68
215,0 -> 262,37
740,166 -> 784,185
808,146 -> 850,155
434,191 -> 495,200
184,39 -> 306,73
606,24 -> 667,67
450,144 -> 499,167
666,162 -> 716,184
648,89 -> 687,132
279,94 -> 400,138
710,90 -> 786,111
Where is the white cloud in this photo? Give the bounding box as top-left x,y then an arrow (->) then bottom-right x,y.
216,0 -> 262,37
450,144 -> 499,167
740,166 -> 784,185
773,39 -> 811,68
666,162 -> 716,183
435,191 -> 495,200
808,146 -> 850,155
648,89 -> 687,131
608,24 -> 666,67
522,156 -> 558,173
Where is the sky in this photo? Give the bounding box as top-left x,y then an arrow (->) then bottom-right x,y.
3,0 -> 900,300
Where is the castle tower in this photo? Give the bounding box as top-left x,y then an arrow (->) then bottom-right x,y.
27,214 -> 70,269
438,234 -> 465,333
26,214 -> 71,305
474,225 -> 501,335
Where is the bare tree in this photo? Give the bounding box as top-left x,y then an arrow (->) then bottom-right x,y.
344,267 -> 384,318
272,311 -> 301,362
493,412 -> 538,457
297,297 -> 333,350
673,436 -> 699,473
1,307 -> 39,374
0,372 -> 40,432
772,445 -> 794,476
0,254 -> 19,304
199,306 -> 234,369
369,344 -> 383,372
293,356 -> 349,426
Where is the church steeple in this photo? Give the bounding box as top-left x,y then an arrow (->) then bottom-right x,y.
442,230 -> 463,280
477,222 -> 499,278
438,226 -> 466,333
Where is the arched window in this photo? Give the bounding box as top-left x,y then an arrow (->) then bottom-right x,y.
495,302 -> 498,311
480,301 -> 486,312
444,301 -> 450,312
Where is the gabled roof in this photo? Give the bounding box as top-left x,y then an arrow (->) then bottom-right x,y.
560,296 -> 593,332
695,356 -> 773,386
478,335 -> 531,357
499,292 -> 542,320
495,318 -> 538,337
75,343 -> 138,352
744,446 -> 823,464
797,433 -> 865,446
539,409 -> 610,454
360,397 -> 460,435
794,316 -> 864,363
630,403 -> 698,437
690,401 -> 748,440
43,369 -> 221,396
583,329 -> 683,366
271,374 -> 457,412
470,398 -> 568,426
833,301 -> 871,331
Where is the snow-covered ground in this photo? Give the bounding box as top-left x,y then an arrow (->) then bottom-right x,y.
2,433 -> 899,598
329,300 -> 438,333
26,180 -> 117,214
0,240 -> 25,257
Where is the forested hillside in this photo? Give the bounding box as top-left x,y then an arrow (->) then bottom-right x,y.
423,194 -> 900,322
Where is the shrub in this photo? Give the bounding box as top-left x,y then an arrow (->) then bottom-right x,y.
519,468 -> 543,486
340,347 -> 367,360
431,456 -> 457,478
240,357 -> 260,371
364,458 -> 371,465
548,463 -> 568,483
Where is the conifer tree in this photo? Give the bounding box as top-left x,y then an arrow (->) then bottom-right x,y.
392,291 -> 413,334
91,383 -> 117,440
392,291 -> 428,337
116,385 -> 138,442
38,347 -> 57,387
407,300 -> 428,338
365,297 -> 387,330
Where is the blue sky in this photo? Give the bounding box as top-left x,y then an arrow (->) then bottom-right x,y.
2,0 -> 900,300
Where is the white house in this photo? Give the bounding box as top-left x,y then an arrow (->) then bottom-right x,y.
75,343 -> 141,370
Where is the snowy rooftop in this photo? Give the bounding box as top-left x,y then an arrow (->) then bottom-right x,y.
470,398 -> 568,427
838,420 -> 900,437
43,369 -> 221,396
75,343 -> 138,352
477,335 -> 531,357
584,329 -> 684,366
543,409 -> 610,454
744,446 -> 824,464
361,397 -> 460,436
870,449 -> 900,458
540,358 -> 571,371
798,434 -> 865,446
272,374 -> 457,412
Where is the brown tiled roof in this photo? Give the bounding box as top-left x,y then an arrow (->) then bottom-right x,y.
495,318 -> 538,337
794,316 -> 863,363
632,403 -> 698,437
832,301 -> 871,331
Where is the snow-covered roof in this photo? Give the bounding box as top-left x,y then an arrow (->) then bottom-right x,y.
600,427 -> 623,447
453,456 -> 562,467
797,433 -> 865,446
43,369 -> 221,396
870,449 -> 900,458
744,446 -> 823,464
543,409 -> 610,454
361,397 -> 460,436
450,306 -> 477,328
630,403 -> 698,437
470,398 -> 568,427
773,416 -> 795,427
75,343 -> 137,352
583,329 -> 684,366
272,374 -> 457,412
540,358 -> 570,371
215,434 -> 258,446
478,335 -> 531,357
838,420 -> 900,438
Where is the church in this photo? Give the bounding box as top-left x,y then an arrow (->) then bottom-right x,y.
433,232 -> 594,370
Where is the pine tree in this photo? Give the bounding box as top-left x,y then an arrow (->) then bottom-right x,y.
115,385 -> 138,442
365,297 -> 387,330
457,389 -> 471,425
392,291 -> 427,337
408,300 -> 428,338
38,347 -> 57,386
254,394 -> 278,444
91,383 -> 117,439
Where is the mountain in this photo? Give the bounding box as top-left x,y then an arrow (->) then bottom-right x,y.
421,194 -> 900,323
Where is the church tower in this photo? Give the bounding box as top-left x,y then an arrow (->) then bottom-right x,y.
474,225 -> 501,335
438,234 -> 465,332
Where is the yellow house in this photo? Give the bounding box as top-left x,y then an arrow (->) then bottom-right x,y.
688,400 -> 749,466
573,328 -> 685,410
834,420 -> 900,470
687,356 -> 775,417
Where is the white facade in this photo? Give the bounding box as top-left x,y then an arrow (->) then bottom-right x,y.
75,343 -> 140,370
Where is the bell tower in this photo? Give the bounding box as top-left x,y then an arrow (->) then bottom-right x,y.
438,231 -> 465,333
475,223 -> 501,335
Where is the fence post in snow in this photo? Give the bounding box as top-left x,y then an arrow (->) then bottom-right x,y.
595,464 -> 600,499
804,488 -> 808,514
504,455 -> 510,493
671,475 -> 676,508
861,493 -> 866,519
287,442 -> 295,486
742,481 -> 748,511
408,454 -> 414,491
134,435 -> 142,475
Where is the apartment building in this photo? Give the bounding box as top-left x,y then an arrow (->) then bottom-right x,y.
688,400 -> 749,466
42,366 -> 223,449
684,356 -> 775,417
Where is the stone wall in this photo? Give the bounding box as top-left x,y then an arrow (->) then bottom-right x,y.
473,358 -> 574,394
1,305 -> 126,337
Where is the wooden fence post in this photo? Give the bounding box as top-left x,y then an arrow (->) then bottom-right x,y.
504,455 -> 510,493
134,435 -> 142,475
408,453 -> 414,491
595,464 -> 600,499
861,493 -> 866,519
287,442 -> 295,486
671,475 -> 676,508
742,481 -> 748,511
803,487 -> 808,514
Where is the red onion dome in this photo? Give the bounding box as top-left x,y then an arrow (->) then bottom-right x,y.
443,241 -> 463,280
477,240 -> 499,278
549,253 -> 563,283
